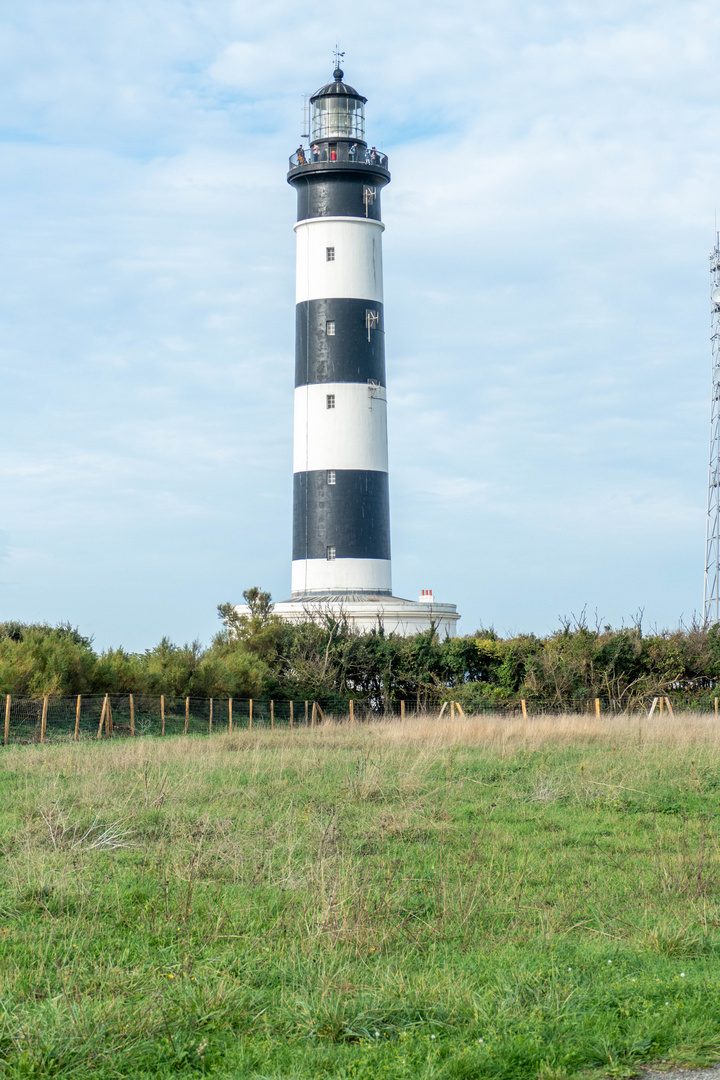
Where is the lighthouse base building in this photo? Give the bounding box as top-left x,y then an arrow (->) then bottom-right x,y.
271,590 -> 460,638
236,66 -> 459,639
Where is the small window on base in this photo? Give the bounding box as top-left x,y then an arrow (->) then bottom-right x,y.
326,320 -> 335,336
326,394 -> 335,409
326,546 -> 336,560
326,246 -> 335,262
327,470 -> 336,484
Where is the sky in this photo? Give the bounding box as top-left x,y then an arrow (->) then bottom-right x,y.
1,0 -> 719,651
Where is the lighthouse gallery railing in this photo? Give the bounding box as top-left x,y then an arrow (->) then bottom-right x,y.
289,147 -> 389,169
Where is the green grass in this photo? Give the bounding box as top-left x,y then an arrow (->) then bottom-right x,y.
1,713 -> 720,1078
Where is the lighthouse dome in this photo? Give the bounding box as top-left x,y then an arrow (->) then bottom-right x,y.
310,68 -> 367,105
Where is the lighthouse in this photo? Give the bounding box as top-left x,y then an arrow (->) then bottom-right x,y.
289,66 -> 391,598
262,65 -> 459,636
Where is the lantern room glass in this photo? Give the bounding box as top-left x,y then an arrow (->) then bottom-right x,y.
311,97 -> 365,141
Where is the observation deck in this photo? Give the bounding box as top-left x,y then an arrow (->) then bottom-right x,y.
288,145 -> 389,184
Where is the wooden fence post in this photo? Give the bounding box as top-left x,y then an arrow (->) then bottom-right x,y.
648,697 -> 658,717
715,697 -> 718,716
289,700 -> 294,728
659,697 -> 664,716
249,699 -> 253,731
96,696 -> 107,739
40,695 -> 49,743
664,696 -> 674,717
455,701 -> 466,717
184,697 -> 189,735
450,700 -> 455,718
305,700 -> 309,725
270,700 -> 274,729
594,698 -> 601,717
311,701 -> 317,727
349,699 -> 354,724
521,699 -> 527,718
228,698 -> 233,733
400,699 -> 405,722
160,695 -> 165,736
4,694 -> 10,746
129,693 -> 135,737
438,702 -> 448,718
73,695 -> 81,742
105,697 -> 113,737
316,702 -> 325,723
209,697 -> 213,734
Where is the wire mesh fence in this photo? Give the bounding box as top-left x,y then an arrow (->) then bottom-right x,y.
1,692 -> 711,746
2,693 -> 449,745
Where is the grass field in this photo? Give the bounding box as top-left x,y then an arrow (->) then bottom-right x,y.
1,713 -> 720,1079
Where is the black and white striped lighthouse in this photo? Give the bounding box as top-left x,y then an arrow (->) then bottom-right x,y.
288,67 -> 391,599
269,65 -> 459,635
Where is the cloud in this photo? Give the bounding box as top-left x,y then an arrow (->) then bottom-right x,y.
209,42 -> 276,91
0,0 -> 717,645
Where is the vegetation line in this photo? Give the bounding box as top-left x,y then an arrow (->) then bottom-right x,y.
2,590 -> 720,712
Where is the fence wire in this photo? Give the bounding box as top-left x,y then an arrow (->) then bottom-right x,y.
2,694 -> 441,745
0,693 -> 695,746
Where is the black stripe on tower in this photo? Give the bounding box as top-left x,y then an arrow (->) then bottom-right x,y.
293,173 -> 387,221
295,299 -> 385,387
293,470 -> 390,561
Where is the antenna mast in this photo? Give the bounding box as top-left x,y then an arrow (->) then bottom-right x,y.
301,95 -> 309,140
703,232 -> 720,624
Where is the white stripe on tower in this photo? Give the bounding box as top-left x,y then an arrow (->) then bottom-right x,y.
293,383 -> 388,474
295,218 -> 384,303
291,558 -> 392,595
288,66 -> 392,597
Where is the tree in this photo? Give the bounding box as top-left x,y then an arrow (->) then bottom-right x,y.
218,588 -> 273,635
0,622 -> 97,696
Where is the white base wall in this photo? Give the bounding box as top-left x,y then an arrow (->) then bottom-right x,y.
239,597 -> 461,638
292,557 -> 391,595
294,382 -> 388,473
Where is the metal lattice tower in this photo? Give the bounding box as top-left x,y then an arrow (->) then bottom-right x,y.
703,233 -> 720,624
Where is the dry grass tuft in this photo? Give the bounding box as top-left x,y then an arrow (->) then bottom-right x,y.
368,710 -> 720,750
3,710 -> 720,778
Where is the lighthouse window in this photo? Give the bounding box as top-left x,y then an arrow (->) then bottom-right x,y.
326,546 -> 336,560
326,394 -> 335,409
326,320 -> 335,336
326,247 -> 335,262
327,470 -> 336,485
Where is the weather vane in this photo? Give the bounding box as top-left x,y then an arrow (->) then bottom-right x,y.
333,44 -> 345,70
